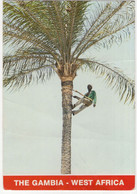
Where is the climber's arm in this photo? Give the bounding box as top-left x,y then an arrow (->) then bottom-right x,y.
73,96 -> 81,100
93,92 -> 97,107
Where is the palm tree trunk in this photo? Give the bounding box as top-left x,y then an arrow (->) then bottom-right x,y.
61,77 -> 73,174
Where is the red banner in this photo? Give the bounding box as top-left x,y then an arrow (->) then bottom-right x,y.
3,175 -> 135,190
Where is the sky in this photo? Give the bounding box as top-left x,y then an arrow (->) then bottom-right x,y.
3,1 -> 135,175
3,37 -> 135,175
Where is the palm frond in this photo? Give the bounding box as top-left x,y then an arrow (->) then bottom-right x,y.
82,20 -> 134,53
3,65 -> 55,90
3,24 -> 60,61
3,0 -> 61,60
3,0 -> 89,63
3,0 -> 135,103
71,2 -> 112,60
3,54 -> 56,90
77,58 -> 135,104
72,1 -> 135,60
64,1 -> 88,62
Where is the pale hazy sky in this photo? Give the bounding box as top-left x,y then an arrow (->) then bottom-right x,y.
3,36 -> 135,175
3,2 -> 135,175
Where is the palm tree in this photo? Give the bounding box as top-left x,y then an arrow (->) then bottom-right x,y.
3,0 -> 135,174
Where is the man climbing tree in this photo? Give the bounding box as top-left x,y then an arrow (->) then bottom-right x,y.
72,84 -> 97,116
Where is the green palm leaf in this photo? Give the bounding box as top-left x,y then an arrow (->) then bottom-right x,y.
3,53 -> 56,89
77,58 -> 135,104
3,0 -> 135,104
72,1 -> 135,60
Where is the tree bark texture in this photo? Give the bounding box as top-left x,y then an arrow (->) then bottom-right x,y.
61,78 -> 73,174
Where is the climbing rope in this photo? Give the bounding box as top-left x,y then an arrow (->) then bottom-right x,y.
73,90 -> 93,102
